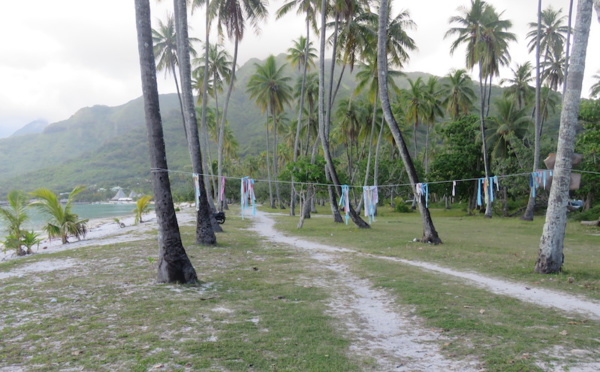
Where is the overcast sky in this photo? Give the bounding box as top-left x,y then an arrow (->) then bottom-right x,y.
0,0 -> 598,138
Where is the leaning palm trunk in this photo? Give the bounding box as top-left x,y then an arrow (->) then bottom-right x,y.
134,0 -> 198,283
174,0 -> 216,245
218,39 -> 239,209
536,0 -> 594,274
318,0 -> 368,228
478,67 -> 493,218
522,0 -> 543,221
377,0 -> 441,244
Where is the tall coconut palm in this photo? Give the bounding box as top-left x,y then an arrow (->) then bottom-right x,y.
526,5 -> 569,91
446,0 -> 515,218
193,42 -> 232,211
486,98 -> 530,166
500,62 -> 535,110
537,0 -> 595,274
402,77 -> 428,160
441,69 -> 476,120
246,55 -> 293,209
354,55 -> 402,189
0,190 -> 30,256
377,0 -> 441,243
422,77 -> 444,175
284,34 -> 317,215
152,13 -> 199,137
317,0 -> 369,228
174,0 -> 218,242
30,186 -> 88,245
134,0 -> 198,283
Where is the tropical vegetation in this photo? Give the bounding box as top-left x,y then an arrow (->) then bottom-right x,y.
29,185 -> 89,245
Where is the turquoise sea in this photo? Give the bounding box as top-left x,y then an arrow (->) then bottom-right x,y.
0,203 -> 143,233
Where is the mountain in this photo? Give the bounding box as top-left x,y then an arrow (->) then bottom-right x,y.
10,119 -> 49,137
0,54 -> 528,198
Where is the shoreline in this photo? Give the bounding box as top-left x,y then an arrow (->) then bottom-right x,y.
0,205 -> 196,262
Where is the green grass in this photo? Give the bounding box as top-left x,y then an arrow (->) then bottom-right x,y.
1,206 -> 599,371
0,215 -> 359,371
273,205 -> 600,300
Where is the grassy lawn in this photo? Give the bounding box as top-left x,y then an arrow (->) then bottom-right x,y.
0,216 -> 359,371
1,206 -> 598,371
271,205 -> 600,300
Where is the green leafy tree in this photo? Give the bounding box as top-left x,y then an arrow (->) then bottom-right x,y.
575,99 -> 600,211
30,185 -> 88,244
0,190 -> 30,256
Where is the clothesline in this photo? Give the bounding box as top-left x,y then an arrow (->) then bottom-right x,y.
149,167 -> 600,191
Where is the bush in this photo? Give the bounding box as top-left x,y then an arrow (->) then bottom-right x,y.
393,197 -> 414,213
571,205 -> 600,221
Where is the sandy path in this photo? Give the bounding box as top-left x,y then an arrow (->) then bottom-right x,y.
247,210 -> 600,371
250,211 -> 480,371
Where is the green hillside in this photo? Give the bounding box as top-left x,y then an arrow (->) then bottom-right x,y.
0,54 -> 559,198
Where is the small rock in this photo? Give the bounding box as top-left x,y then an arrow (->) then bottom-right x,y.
568,277 -> 575,283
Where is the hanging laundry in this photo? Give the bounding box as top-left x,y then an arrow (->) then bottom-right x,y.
240,177 -> 256,219
415,183 -> 429,207
338,185 -> 351,225
363,186 -> 378,223
193,173 -> 201,211
452,181 -> 456,197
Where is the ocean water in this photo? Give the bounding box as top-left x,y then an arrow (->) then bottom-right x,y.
0,203 -> 143,233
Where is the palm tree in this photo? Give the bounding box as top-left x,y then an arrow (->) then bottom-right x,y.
446,0 -> 515,218
193,42 -> 232,211
0,190 -> 30,256
401,77 -> 428,160
173,0 -> 219,241
526,5 -> 570,91
486,98 -> 530,166
354,54 -> 402,189
284,34 -> 317,215
537,0 -> 595,274
152,13 -> 199,137
422,77 -> 444,175
134,195 -> 153,224
216,0 -> 268,185
441,69 -> 476,120
591,72 -> 600,98
500,62 -> 535,110
134,0 -> 198,284
377,0 -> 441,243
246,55 -> 293,209
30,186 -> 88,244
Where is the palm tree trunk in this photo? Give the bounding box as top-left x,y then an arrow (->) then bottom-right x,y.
377,0 -> 440,243
265,115 -> 274,209
363,94 -> 378,188
318,0 -> 368,228
290,15 -> 312,217
536,0 -> 593,274
478,65 -> 493,218
523,0 -> 543,222
171,64 -> 187,140
562,0 -> 574,97
134,0 -> 198,283
173,0 -> 216,244
273,114 -> 283,209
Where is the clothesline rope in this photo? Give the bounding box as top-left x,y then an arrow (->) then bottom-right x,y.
147,167 -> 600,190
